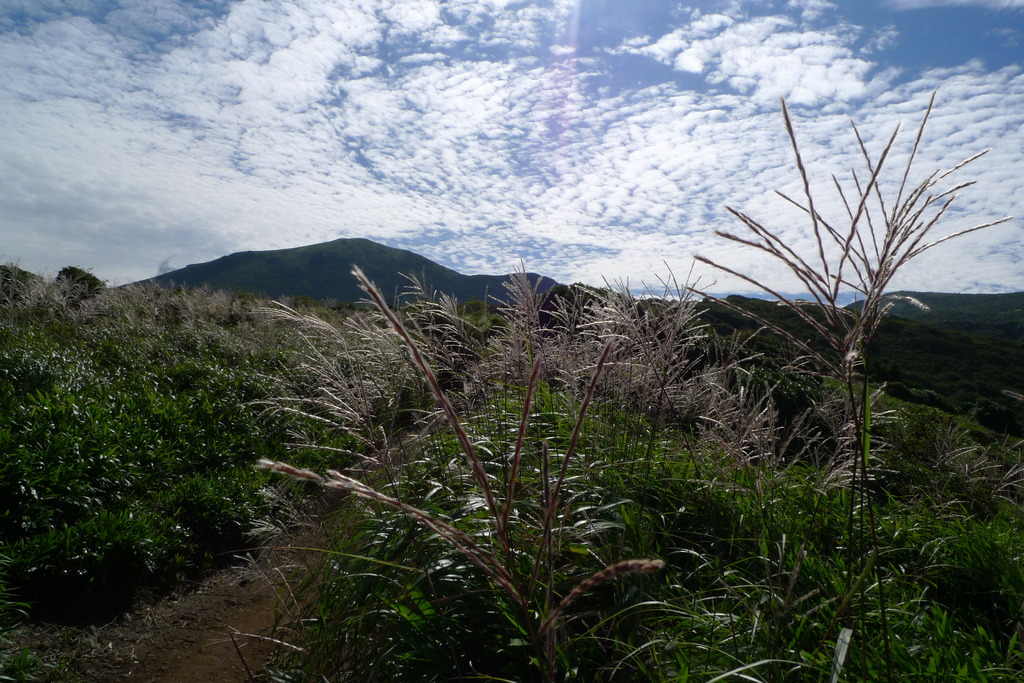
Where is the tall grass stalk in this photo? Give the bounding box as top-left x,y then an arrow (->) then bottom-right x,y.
260,267 -> 664,681
692,94 -> 1011,680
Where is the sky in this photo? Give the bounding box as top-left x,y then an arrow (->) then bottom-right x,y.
1,0 -> 1022,295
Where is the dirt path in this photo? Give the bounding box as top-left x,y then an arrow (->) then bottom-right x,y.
74,562 -> 280,682
15,517 -> 330,682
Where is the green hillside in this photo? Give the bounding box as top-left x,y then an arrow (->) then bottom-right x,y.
699,295 -> 1024,434
859,291 -> 1024,341
140,238 -> 557,303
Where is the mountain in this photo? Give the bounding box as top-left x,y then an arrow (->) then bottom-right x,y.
139,238 -> 558,304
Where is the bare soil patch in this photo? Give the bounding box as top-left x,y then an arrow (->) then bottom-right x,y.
12,508 -> 334,682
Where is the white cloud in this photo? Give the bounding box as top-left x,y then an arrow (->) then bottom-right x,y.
786,0 -> 838,22
624,13 -> 884,106
381,0 -> 441,33
885,0 -> 1024,9
986,26 -> 1021,46
862,24 -> 900,53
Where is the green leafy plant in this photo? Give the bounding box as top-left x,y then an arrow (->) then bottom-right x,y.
0,552 -> 42,681
0,281 -> 309,627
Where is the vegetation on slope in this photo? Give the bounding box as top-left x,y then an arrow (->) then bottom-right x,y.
2,261 -> 1023,681
256,273 -> 1024,682
864,291 -> 1024,342
699,296 -> 1024,436
0,268 -> 362,678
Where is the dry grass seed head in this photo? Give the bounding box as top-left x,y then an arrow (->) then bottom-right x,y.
694,95 -> 1010,382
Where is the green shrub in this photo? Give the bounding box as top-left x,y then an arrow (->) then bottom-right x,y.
55,266 -> 106,304
0,281 -> 321,630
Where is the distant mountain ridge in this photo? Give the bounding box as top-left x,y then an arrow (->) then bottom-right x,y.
139,238 -> 558,304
